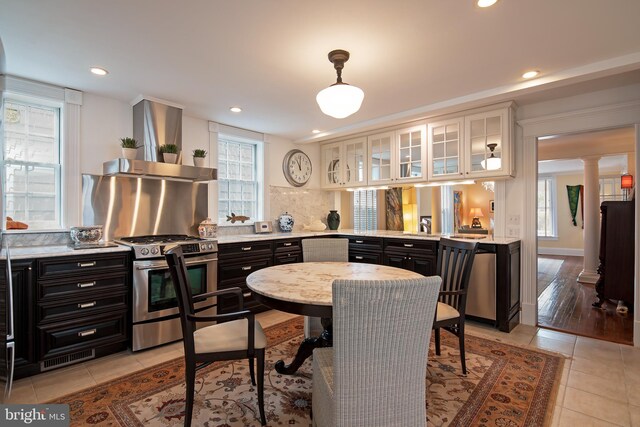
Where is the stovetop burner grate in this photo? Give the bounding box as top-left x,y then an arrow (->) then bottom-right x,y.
118,234 -> 205,245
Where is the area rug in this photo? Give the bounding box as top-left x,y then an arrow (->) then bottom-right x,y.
53,317 -> 564,426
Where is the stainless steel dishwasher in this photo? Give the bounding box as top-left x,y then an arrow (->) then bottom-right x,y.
466,252 -> 496,321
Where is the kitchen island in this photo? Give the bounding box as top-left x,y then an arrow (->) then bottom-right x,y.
217,230 -> 520,332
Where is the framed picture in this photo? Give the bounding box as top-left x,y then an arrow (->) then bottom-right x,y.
490,200 -> 495,213
419,216 -> 432,233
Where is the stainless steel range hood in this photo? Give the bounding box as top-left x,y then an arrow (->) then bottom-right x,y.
103,97 -> 217,181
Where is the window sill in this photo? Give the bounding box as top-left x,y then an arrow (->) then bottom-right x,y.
537,236 -> 558,241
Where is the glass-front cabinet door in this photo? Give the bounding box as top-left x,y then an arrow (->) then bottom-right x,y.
343,137 -> 367,187
321,141 -> 343,188
464,108 -> 511,178
367,131 -> 394,185
428,118 -> 463,181
395,125 -> 426,183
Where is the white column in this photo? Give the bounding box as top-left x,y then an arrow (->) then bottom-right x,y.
578,156 -> 601,284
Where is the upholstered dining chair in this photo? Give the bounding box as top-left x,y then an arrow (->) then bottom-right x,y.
302,238 -> 349,337
165,246 -> 267,427
312,276 -> 441,427
433,238 -> 479,375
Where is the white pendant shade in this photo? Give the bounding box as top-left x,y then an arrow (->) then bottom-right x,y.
481,156 -> 502,170
316,83 -> 364,119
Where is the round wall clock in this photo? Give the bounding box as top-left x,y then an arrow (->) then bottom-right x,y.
283,149 -> 312,187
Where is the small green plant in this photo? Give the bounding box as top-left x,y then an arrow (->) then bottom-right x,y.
192,149 -> 207,158
120,137 -> 140,149
159,144 -> 178,154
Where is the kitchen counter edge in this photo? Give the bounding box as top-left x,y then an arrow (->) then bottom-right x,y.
0,244 -> 132,260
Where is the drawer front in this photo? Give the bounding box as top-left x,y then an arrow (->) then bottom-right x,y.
348,236 -> 383,252
38,311 -> 127,360
218,288 -> 264,315
218,241 -> 273,259
274,238 -> 301,252
218,256 -> 272,282
349,251 -> 382,264
38,273 -> 128,301
38,291 -> 128,324
384,238 -> 437,254
38,253 -> 129,279
274,252 -> 302,265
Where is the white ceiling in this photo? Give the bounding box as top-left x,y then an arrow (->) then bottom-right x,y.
1,0 -> 640,142
538,155 -> 629,176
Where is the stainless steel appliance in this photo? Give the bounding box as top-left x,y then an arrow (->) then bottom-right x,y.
0,243 -> 15,403
466,252 -> 497,321
117,234 -> 218,351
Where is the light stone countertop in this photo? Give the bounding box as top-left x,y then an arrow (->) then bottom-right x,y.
246,261 -> 424,307
0,244 -> 132,260
217,229 -> 520,245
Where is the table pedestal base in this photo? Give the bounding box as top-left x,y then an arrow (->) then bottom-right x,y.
274,317 -> 332,375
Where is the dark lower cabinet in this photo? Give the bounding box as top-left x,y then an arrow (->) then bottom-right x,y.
349,250 -> 382,264
382,238 -> 437,277
7,261 -> 38,378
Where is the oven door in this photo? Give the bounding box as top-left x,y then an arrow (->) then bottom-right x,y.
132,253 -> 217,323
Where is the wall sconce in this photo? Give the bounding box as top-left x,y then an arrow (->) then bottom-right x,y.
469,207 -> 484,228
621,173 -> 634,201
316,50 -> 364,119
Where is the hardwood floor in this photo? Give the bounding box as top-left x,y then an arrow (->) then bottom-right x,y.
537,255 -> 634,345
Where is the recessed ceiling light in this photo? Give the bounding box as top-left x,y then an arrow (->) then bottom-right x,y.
230,107 -> 242,113
90,67 -> 108,76
312,129 -> 321,134
477,0 -> 498,7
522,70 -> 539,79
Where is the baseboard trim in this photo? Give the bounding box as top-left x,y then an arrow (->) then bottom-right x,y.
634,320 -> 640,347
538,247 -> 584,257
521,303 -> 536,326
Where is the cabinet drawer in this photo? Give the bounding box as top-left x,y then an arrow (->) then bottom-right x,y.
218,242 -> 273,259
38,273 -> 128,301
38,290 -> 128,324
38,311 -> 127,360
217,288 -> 263,315
384,238 -> 437,254
38,253 -> 129,279
348,236 -> 383,251
218,256 -> 272,282
274,251 -> 302,265
274,238 -> 301,252
349,251 -> 382,264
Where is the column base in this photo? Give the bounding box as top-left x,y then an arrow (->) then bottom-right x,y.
578,270 -> 600,284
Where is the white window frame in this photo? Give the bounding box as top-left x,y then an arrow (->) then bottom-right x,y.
353,189 -> 377,231
0,76 -> 82,231
216,133 -> 264,225
537,175 -> 558,239
600,175 -> 623,202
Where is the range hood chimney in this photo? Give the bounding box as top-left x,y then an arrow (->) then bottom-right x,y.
103,97 -> 216,181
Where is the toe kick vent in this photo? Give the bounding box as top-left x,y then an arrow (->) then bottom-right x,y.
41,349 -> 95,372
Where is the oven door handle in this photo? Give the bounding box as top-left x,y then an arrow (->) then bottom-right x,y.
135,258 -> 217,271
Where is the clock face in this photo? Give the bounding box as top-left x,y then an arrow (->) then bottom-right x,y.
283,149 -> 312,187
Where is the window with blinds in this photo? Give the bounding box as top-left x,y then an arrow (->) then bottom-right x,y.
2,98 -> 62,229
537,176 -> 557,238
353,189 -> 377,231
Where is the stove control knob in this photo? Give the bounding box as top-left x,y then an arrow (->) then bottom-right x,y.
150,247 -> 159,255
200,243 -> 207,251
207,243 -> 214,250
140,247 -> 150,256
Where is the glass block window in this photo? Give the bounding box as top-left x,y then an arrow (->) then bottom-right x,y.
2,98 -> 62,229
217,136 -> 260,224
353,189 -> 377,231
537,176 -> 557,238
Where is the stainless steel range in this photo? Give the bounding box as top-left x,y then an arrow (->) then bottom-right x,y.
117,234 -> 218,351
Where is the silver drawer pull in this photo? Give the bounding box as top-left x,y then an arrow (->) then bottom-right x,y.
78,301 -> 97,309
283,242 -> 292,247
241,266 -> 252,271
355,240 -> 364,244
241,246 -> 252,251
355,256 -> 364,260
243,292 -> 251,298
78,261 -> 96,267
77,281 -> 96,288
78,329 -> 96,337
403,243 -> 414,248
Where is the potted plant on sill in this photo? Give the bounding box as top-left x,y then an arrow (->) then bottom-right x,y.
159,144 -> 179,164
192,149 -> 207,167
120,137 -> 140,160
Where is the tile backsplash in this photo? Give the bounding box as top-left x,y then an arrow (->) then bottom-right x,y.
269,186 -> 334,232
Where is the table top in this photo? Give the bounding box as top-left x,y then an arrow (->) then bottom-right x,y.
246,262 -> 424,307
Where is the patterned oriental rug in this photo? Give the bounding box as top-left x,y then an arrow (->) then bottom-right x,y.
53,317 -> 564,426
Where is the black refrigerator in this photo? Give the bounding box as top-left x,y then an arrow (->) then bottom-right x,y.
0,243 -> 15,403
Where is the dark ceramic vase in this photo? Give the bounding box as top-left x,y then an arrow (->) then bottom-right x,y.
327,210 -> 340,230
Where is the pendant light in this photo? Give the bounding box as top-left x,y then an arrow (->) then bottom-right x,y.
481,143 -> 502,170
316,50 -> 364,119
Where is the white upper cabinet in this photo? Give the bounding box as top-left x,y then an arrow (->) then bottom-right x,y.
367,125 -> 426,185
428,118 -> 464,181
463,107 -> 513,179
320,137 -> 367,188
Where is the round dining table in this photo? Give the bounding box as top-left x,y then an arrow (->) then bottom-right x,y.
246,261 -> 424,374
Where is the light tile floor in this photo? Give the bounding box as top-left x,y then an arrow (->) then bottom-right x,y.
8,311 -> 640,426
